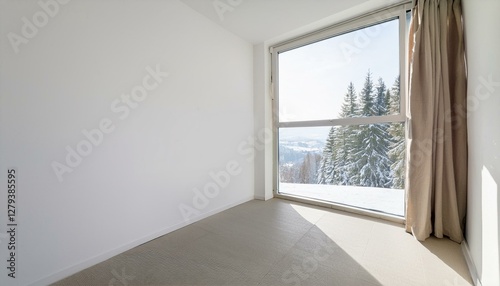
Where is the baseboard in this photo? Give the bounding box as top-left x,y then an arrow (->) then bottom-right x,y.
461,239 -> 482,286
29,195 -> 254,286
254,194 -> 273,201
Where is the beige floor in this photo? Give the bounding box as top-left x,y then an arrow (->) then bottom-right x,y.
53,199 -> 473,286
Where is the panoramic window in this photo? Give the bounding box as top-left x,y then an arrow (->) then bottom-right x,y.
273,7 -> 411,217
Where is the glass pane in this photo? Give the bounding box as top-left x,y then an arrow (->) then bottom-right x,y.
278,19 -> 400,122
278,123 -> 405,216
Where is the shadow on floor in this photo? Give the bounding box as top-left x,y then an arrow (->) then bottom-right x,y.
53,199 -> 383,286
421,236 -> 472,283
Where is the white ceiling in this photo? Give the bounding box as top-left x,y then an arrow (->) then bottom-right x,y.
179,0 -> 373,44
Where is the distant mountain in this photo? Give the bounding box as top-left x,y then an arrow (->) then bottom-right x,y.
279,138 -> 324,164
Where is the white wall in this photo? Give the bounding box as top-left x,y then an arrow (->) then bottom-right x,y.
463,1 -> 500,285
252,43 -> 274,201
0,0 -> 254,285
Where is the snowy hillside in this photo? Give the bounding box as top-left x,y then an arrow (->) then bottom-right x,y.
279,138 -> 324,164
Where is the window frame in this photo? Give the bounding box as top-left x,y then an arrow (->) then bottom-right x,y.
270,3 -> 412,221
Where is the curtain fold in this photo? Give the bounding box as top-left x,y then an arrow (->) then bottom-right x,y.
406,0 -> 467,243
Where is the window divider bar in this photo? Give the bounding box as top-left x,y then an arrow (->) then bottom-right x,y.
279,115 -> 405,128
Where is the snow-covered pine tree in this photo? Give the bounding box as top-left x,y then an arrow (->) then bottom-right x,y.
359,71 -> 375,117
375,78 -> 387,116
387,76 -> 406,189
354,71 -> 392,187
341,82 -> 360,117
318,127 -> 336,184
334,82 -> 360,185
333,126 -> 351,185
375,77 -> 392,185
318,82 -> 361,185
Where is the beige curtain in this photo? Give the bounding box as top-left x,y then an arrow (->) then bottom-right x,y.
406,0 -> 467,243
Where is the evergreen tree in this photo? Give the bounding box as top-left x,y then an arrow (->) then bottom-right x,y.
340,82 -> 360,118
318,82 -> 360,185
333,126 -> 352,185
375,77 -> 392,184
359,71 -> 375,117
388,76 -> 400,113
317,73 -> 404,189
336,82 -> 360,185
388,76 -> 406,189
318,127 -> 336,184
353,71 -> 392,187
385,89 -> 392,115
318,82 -> 359,185
374,78 -> 388,116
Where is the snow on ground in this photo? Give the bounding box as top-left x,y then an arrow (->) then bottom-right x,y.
283,146 -> 321,152
279,183 -> 404,216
